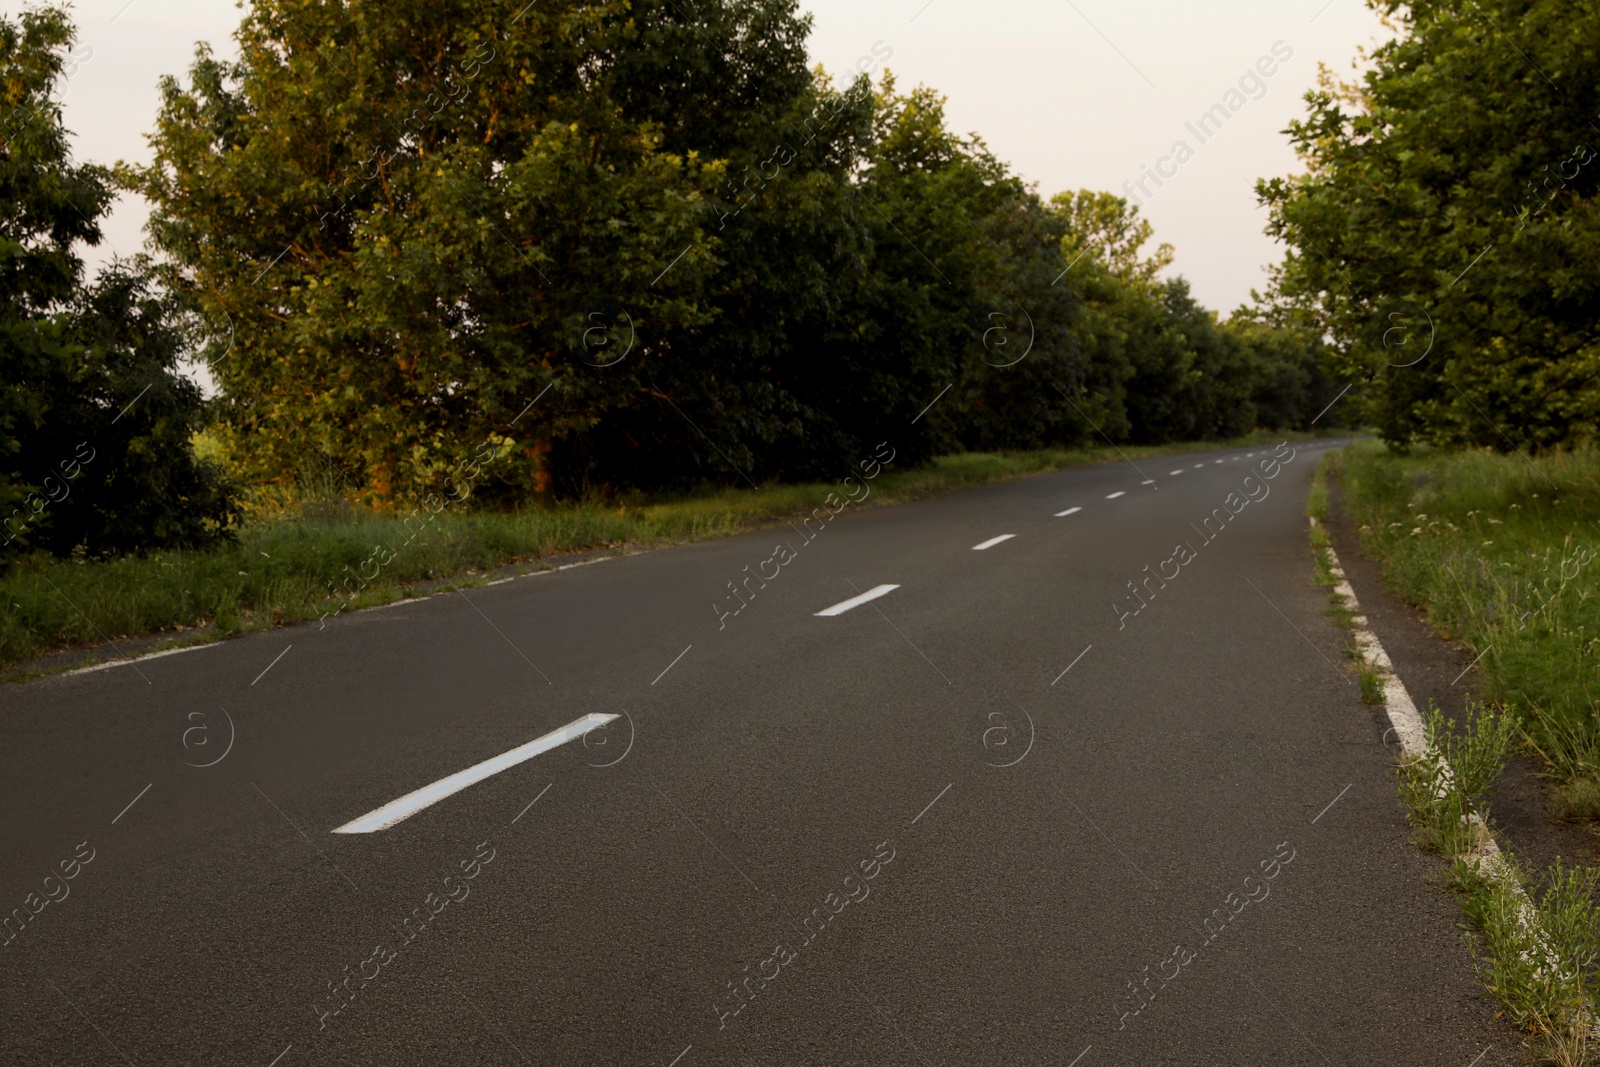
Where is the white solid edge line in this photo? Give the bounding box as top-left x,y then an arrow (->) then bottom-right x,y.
48,555 -> 633,682
972,534 -> 1016,551
815,584 -> 899,617
1054,506 -> 1082,517
524,555 -> 617,578
1318,530 -> 1426,758
1315,516 -> 1561,977
370,596 -> 429,612
60,640 -> 220,677
1316,519 -> 1541,915
1105,491 -> 1126,499
332,712 -> 618,834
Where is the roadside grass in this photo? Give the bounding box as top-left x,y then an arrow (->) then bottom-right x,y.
0,431 -> 1324,674
1456,854 -> 1600,1067
1316,444 -> 1600,1064
1398,702 -> 1514,857
1337,441 -> 1600,818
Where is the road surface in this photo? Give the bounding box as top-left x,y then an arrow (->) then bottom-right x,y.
0,440 -> 1507,1066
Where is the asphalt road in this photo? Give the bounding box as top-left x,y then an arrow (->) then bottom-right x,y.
0,440 -> 1511,1066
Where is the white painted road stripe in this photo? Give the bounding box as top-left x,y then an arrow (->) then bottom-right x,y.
1054,506 -> 1082,517
972,534 -> 1016,551
1169,470 -> 1184,475
1105,491 -> 1126,499
815,584 -> 899,617
1193,463 -> 1204,468
332,713 -> 618,833
1141,479 -> 1156,485
61,640 -> 218,677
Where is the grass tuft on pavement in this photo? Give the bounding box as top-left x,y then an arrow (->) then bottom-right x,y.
1456,853 -> 1600,1067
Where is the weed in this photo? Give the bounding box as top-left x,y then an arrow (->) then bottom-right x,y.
1399,701 -> 1513,856
1358,665 -> 1386,705
1456,853 -> 1600,1067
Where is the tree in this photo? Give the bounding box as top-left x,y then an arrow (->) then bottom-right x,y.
1,6 -> 234,561
1050,189 -> 1174,290
131,0 -> 827,503
1259,0 -> 1600,450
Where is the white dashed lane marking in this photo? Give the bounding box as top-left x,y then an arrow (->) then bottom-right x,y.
972,534 -> 1017,551
1105,491 -> 1126,499
332,713 -> 619,833
815,584 -> 900,617
1055,506 -> 1083,517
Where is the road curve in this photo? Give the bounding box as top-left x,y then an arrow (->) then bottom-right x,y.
0,440 -> 1506,1066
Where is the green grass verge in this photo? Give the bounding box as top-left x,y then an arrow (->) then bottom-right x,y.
1325,444 -> 1600,1064
1336,440 -> 1600,817
1,431 -> 1326,675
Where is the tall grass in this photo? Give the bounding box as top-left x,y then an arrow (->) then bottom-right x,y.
2,435 -> 1316,673
1338,441 -> 1600,815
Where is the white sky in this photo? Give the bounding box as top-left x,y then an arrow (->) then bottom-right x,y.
41,0 -> 1387,315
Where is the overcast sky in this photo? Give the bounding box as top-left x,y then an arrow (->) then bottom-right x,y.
45,0 -> 1386,315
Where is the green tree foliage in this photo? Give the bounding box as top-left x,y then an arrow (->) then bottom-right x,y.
130,0 -> 1330,508
1047,193 -> 1340,444
132,0 -> 844,501
1050,189 -> 1174,289
1,6 -> 234,561
1259,0 -> 1600,450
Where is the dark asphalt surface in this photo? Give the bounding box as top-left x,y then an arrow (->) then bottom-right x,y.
0,440 -> 1517,1066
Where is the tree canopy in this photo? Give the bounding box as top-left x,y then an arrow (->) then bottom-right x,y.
1259,0 -> 1600,450
1,0 -> 1340,563
1,6 -> 234,562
